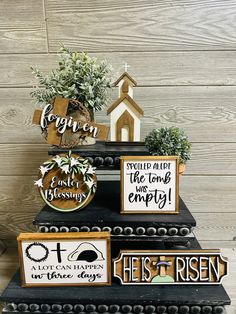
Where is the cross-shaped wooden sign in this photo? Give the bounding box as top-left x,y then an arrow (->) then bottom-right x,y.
32,97 -> 109,146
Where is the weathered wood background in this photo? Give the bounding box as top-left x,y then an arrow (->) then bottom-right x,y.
0,0 -> 236,311
1,0 -> 236,246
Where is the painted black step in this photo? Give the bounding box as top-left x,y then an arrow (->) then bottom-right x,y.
33,181 -> 196,238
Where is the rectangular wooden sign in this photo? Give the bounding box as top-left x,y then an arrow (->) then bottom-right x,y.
17,232 -> 111,287
113,250 -> 228,285
120,156 -> 179,214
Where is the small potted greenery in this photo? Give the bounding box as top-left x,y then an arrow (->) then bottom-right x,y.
30,45 -> 112,146
31,45 -> 112,119
145,127 -> 191,174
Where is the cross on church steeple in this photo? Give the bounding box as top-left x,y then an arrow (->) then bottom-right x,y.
123,62 -> 130,72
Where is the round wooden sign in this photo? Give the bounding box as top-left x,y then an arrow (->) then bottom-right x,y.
34,152 -> 97,212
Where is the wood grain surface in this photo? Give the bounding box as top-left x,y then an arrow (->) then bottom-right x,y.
0,0 -> 47,53
0,0 -> 235,290
45,0 -> 236,52
1,176 -> 236,214
2,87 -> 236,143
0,1 -> 235,248
3,52 -> 236,87
0,143 -> 236,175
0,211 -> 235,242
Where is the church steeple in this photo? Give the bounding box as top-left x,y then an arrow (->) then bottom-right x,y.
113,71 -> 137,98
107,69 -> 143,142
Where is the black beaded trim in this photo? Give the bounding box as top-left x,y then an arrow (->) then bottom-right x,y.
4,302 -> 225,314
37,225 -> 192,237
86,156 -> 120,168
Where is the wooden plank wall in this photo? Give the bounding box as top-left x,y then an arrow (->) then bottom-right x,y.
0,0 -> 236,249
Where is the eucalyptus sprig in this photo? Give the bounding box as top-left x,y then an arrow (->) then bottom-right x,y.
31,45 -> 112,112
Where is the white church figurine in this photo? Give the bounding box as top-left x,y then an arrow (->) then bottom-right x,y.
107,70 -> 144,142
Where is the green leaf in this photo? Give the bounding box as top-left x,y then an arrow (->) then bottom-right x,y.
145,127 -> 191,164
30,45 -> 112,111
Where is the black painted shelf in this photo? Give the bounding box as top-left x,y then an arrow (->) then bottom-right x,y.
0,143 -> 231,313
48,142 -> 149,169
33,181 -> 196,238
0,270 -> 230,311
0,239 -> 231,313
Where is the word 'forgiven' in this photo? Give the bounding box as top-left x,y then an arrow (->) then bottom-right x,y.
40,104 -> 99,137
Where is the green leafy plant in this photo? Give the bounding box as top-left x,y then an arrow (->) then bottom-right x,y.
145,127 -> 191,164
30,45 -> 112,113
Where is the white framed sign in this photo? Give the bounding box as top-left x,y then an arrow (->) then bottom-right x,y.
120,156 -> 179,214
17,232 -> 111,287
113,250 -> 228,285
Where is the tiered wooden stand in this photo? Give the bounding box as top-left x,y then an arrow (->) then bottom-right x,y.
0,143 -> 231,313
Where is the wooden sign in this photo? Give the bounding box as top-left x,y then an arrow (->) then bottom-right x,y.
107,71 -> 143,142
113,250 -> 228,285
120,156 -> 179,214
32,97 -> 109,146
18,232 -> 111,287
34,152 -> 97,212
